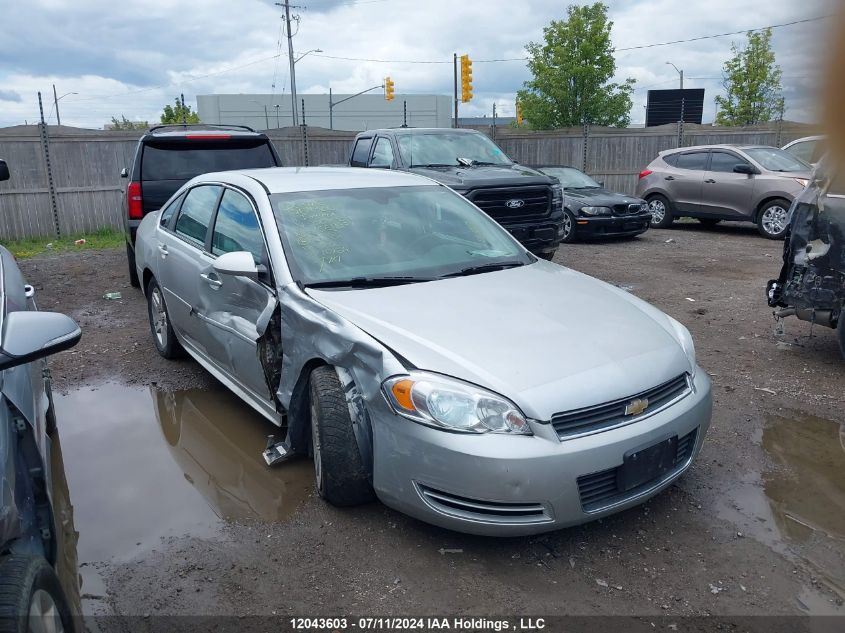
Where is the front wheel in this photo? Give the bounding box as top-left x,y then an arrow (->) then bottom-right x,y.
0,555 -> 73,633
559,210 -> 577,244
309,366 -> 374,507
146,277 -> 182,359
537,250 -> 556,261
647,195 -> 674,228
757,199 -> 791,239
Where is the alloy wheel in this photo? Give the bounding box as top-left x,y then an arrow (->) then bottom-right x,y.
562,213 -> 573,240
761,204 -> 789,237
150,287 -> 168,348
28,589 -> 64,633
649,199 -> 666,225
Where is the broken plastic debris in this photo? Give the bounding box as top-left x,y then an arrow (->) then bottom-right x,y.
685,298 -> 696,302
754,387 -> 777,396
438,548 -> 463,555
665,238 -> 675,244
596,579 -> 609,587
74,238 -> 86,245
102,292 -> 122,300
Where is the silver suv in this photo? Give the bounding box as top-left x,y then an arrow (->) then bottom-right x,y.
636,145 -> 812,239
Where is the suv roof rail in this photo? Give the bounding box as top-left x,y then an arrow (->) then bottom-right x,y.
146,123 -> 259,134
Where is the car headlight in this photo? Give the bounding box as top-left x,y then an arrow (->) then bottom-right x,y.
580,206 -> 612,216
382,372 -> 532,434
667,316 -> 697,376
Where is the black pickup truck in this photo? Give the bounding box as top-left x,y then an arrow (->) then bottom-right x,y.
347,128 -> 565,259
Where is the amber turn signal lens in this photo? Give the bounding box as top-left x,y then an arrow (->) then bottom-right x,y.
390,379 -> 416,411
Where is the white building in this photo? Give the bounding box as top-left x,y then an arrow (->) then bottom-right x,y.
197,93 -> 452,131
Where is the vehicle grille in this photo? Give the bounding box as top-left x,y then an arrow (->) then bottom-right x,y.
468,187 -> 550,222
612,203 -> 644,215
417,484 -> 550,524
551,374 -> 690,440
576,428 -> 698,512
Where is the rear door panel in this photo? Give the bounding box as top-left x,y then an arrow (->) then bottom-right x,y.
667,151 -> 708,212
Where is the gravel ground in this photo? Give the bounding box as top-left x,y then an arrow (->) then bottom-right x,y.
17,222 -> 845,624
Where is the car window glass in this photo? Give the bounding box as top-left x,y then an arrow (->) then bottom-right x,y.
744,147 -> 810,172
351,138 -> 372,167
538,167 -> 600,188
785,141 -> 814,163
663,154 -> 679,167
675,152 -> 709,171
174,185 -> 221,247
141,141 -> 276,181
370,138 -> 395,167
160,193 -> 185,227
709,152 -> 745,173
212,189 -> 265,264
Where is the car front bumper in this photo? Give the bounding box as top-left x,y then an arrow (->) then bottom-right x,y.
371,369 -> 711,536
575,214 -> 652,238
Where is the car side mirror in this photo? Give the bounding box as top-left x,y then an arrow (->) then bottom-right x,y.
213,251 -> 264,280
0,311 -> 81,371
0,159 -> 9,182
120,168 -> 129,178
733,164 -> 757,175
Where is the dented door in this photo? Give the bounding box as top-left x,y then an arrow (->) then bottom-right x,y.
195,188 -> 278,403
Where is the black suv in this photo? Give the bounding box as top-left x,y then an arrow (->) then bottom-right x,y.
347,128 -> 564,259
122,124 -> 282,286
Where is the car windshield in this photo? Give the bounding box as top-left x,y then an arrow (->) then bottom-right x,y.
538,167 -> 601,189
397,132 -> 512,167
744,147 -> 811,172
270,185 -> 530,286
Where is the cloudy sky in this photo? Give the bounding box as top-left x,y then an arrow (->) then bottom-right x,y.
0,0 -> 834,129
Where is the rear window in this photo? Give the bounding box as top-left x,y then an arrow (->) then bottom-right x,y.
141,140 -> 277,181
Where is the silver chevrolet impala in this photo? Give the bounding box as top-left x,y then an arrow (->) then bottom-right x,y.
134,167 -> 712,536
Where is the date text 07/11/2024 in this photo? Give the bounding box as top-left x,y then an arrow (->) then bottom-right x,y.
289,617 -> 548,631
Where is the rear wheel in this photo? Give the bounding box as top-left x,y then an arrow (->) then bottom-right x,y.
0,555 -> 73,633
757,199 -> 791,239
837,311 -> 845,361
309,366 -> 374,506
126,243 -> 140,288
146,277 -> 182,359
647,195 -> 674,228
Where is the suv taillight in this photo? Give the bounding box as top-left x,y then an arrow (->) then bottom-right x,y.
638,170 -> 653,180
127,181 -> 143,219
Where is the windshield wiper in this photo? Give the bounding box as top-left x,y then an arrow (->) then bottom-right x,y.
440,261 -> 526,278
304,276 -> 434,289
408,163 -> 455,168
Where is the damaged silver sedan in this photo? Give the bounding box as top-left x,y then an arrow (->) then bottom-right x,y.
134,167 -> 712,536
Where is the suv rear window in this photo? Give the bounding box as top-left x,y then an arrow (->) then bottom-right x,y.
141,140 -> 276,181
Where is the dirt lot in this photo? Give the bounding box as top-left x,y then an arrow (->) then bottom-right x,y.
18,222 -> 845,625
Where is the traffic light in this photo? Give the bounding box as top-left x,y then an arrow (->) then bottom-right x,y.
384,77 -> 395,101
516,100 -> 523,126
460,54 -> 473,103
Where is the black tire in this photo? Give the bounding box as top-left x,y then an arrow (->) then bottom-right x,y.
837,311 -> 845,362
0,555 -> 73,633
537,250 -> 556,261
698,218 -> 722,227
146,277 -> 182,359
309,366 -> 375,506
126,243 -> 140,288
559,209 -> 578,244
757,198 -> 792,240
647,194 -> 674,228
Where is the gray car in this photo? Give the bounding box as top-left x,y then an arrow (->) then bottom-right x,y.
0,159 -> 82,632
134,167 -> 712,536
636,144 -> 812,239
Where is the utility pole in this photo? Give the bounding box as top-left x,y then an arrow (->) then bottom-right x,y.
453,53 -> 458,128
276,1 -> 300,126
492,102 -> 497,141
181,93 -> 187,124
329,88 -> 333,130
52,84 -> 61,126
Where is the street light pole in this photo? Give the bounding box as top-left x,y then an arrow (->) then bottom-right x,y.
275,0 -> 300,126
52,85 -> 77,126
666,62 -> 684,90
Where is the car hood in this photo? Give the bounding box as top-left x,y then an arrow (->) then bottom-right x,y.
307,262 -> 692,420
407,164 -> 553,189
564,188 -> 645,210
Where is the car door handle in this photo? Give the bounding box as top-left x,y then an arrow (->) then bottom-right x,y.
705,179 -> 717,184
664,176 -> 676,181
157,243 -> 168,258
200,272 -> 223,289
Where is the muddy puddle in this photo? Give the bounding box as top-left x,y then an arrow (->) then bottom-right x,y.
52,382 -> 313,612
716,410 -> 845,613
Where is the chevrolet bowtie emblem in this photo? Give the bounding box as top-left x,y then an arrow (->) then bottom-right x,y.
625,398 -> 649,416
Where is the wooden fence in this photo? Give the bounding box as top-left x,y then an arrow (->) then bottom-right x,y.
0,122 -> 817,240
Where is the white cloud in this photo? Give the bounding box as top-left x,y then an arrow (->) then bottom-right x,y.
0,0 -> 831,128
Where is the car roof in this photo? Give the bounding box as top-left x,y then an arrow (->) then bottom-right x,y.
206,166 -> 439,194
661,144 -> 779,155
358,128 -> 482,136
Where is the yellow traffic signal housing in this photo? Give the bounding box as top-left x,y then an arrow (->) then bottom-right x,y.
516,100 -> 523,125
384,77 -> 395,101
460,55 -> 473,103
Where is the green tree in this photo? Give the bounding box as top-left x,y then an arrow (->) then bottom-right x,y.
109,115 -> 150,130
160,97 -> 200,124
517,2 -> 635,129
715,29 -> 784,126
